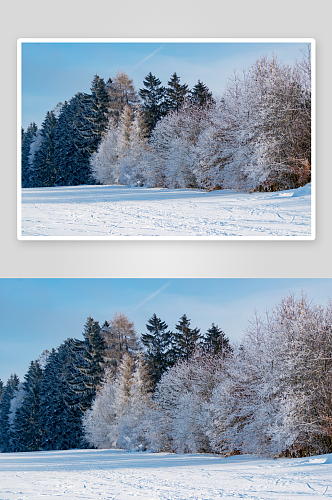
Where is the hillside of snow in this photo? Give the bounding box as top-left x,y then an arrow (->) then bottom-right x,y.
20,183 -> 313,239
0,448 -> 331,499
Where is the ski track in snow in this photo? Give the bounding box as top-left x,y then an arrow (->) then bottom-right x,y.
0,449 -> 331,499
20,185 -> 312,238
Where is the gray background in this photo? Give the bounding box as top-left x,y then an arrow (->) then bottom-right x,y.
1,0 -> 330,278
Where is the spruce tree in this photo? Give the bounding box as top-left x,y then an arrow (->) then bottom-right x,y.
189,80 -> 214,107
202,323 -> 232,356
53,97 -> 93,186
0,374 -> 19,452
139,72 -> 165,134
141,313 -> 172,389
39,345 -> 87,450
11,362 -> 43,452
32,111 -> 57,187
21,122 -> 38,188
165,73 -> 188,113
90,74 -> 109,133
172,314 -> 201,362
66,317 -> 106,413
75,76 -> 109,157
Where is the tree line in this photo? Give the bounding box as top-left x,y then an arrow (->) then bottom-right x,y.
1,293 -> 332,458
0,312 -> 230,453
22,47 -> 311,193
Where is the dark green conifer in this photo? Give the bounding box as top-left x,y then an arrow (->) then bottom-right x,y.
33,111 -> 57,186
12,362 -> 43,452
0,374 -> 19,452
203,323 -> 232,356
165,73 -> 188,113
141,313 -> 172,389
21,122 -> 38,188
172,314 -> 201,362
190,80 -> 214,107
66,317 -> 106,412
139,73 -> 165,134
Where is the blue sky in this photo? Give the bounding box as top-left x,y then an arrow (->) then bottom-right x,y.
20,40 -> 309,130
0,278 -> 330,383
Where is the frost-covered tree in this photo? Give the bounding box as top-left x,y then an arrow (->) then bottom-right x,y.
83,352 -> 152,451
116,352 -> 153,450
150,353 -> 225,453
101,313 -> 140,377
90,118 -> 120,185
83,370 -> 117,449
147,103 -> 208,188
222,54 -> 311,191
26,129 -> 43,187
206,294 -> 332,458
118,106 -> 149,186
8,383 -> 25,442
106,71 -> 138,125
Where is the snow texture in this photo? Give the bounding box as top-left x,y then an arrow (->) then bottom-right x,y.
21,183 -> 312,239
0,448 -> 331,499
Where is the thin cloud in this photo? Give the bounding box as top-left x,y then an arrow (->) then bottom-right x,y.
131,45 -> 164,71
130,281 -> 171,313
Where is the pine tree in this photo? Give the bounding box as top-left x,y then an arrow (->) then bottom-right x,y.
53,97 -> 93,186
11,361 -> 43,452
190,80 -> 214,107
139,72 -> 165,134
0,374 -> 19,452
165,73 -> 188,113
7,383 -> 25,451
21,122 -> 38,188
27,129 -> 43,187
141,313 -> 172,389
172,314 -> 201,362
203,323 -> 232,356
39,345 -> 86,450
66,316 -> 106,413
75,76 -> 109,157
116,352 -> 153,450
32,111 -> 57,186
90,74 -> 109,135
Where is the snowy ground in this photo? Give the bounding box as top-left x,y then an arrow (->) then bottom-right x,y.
20,183 -> 313,239
0,448 -> 331,499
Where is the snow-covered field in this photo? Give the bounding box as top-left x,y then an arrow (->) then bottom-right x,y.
20,183 -> 313,239
0,448 -> 331,499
